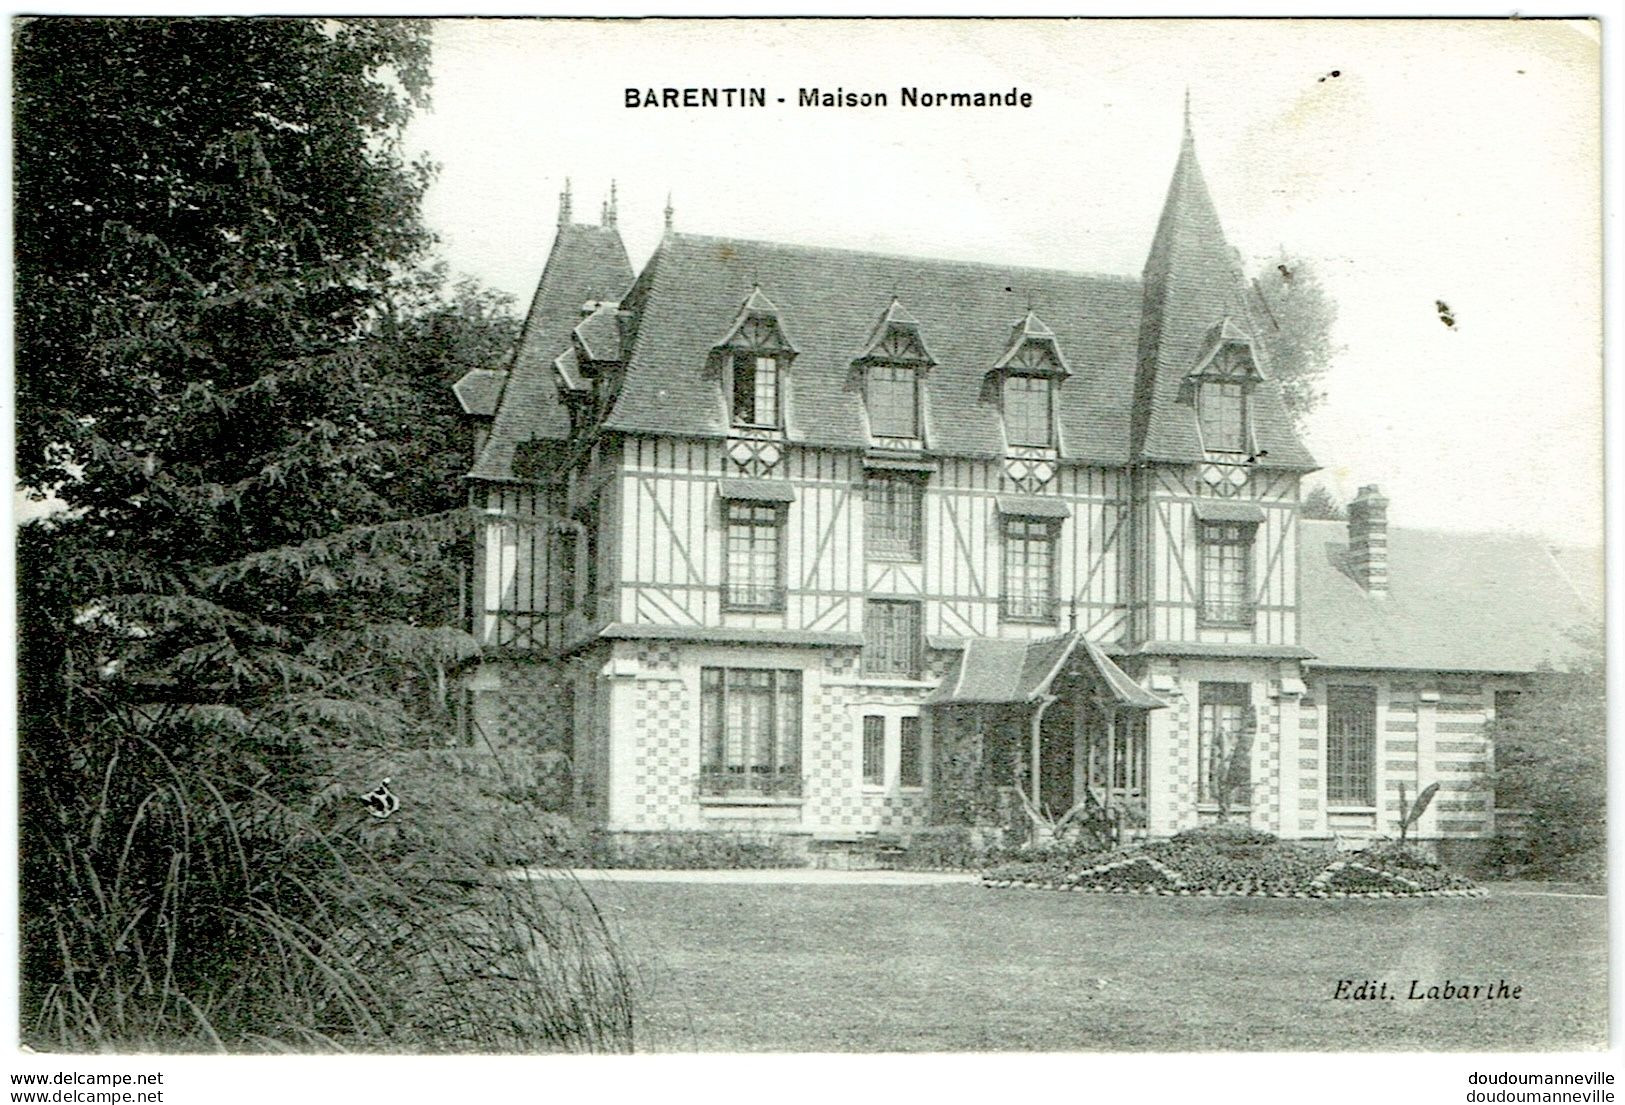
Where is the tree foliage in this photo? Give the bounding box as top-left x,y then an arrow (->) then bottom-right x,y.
1488,630 -> 1607,880
15,15 -> 462,741
1300,485 -> 1346,520
1254,254 -> 1339,427
14,17 -> 619,1051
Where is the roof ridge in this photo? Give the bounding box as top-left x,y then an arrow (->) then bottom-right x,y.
664,230 -> 1140,287
1540,544 -> 1592,610
1300,517 -> 1591,549
613,236 -> 674,416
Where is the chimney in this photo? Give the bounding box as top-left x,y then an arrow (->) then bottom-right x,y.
557,177 -> 572,226
1347,485 -> 1389,596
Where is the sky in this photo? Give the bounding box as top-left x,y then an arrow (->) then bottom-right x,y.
403,17 -> 1603,548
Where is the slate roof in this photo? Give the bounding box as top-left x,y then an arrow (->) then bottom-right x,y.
601,233 -> 1144,464
452,368 -> 507,418
1548,544 -> 1605,614
1298,520 -> 1599,673
928,632 -> 1165,708
574,301 -> 626,364
469,222 -> 633,482
472,129 -> 1317,480
1133,125 -> 1314,468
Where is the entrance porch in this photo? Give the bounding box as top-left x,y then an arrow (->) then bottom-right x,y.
926,633 -> 1167,844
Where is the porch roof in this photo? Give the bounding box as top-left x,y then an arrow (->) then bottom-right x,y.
926,632 -> 1166,709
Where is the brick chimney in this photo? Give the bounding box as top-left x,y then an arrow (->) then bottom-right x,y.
1347,485 -> 1389,596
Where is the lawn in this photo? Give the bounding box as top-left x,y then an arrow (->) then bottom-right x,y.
576,879 -> 1607,1052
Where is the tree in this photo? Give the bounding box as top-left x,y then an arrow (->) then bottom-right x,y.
374,274 -> 521,518
15,14 -> 457,755
1253,254 -> 1340,428
1300,485 -> 1347,520
1487,629 -> 1607,879
15,18 -> 434,502
14,17 -> 620,1051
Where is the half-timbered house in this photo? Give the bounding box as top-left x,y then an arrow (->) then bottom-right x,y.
451,119 -> 1595,860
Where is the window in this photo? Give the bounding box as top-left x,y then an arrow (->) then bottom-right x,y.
862,716 -> 886,786
732,353 -> 780,428
1002,516 -> 1056,623
1199,682 -> 1252,806
1199,521 -> 1255,626
1326,685 -> 1377,806
1114,713 -> 1146,792
866,363 -> 919,439
859,713 -> 926,791
700,668 -> 802,798
864,472 -> 924,560
864,599 -> 921,678
723,500 -> 784,610
1003,374 -> 1052,447
1199,380 -> 1247,453
899,716 -> 924,789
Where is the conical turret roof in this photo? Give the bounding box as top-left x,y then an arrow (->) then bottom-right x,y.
1131,115 -> 1314,468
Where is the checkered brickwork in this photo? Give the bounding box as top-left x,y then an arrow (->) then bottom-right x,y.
922,648 -> 958,683
627,674 -> 699,829
607,645 -> 941,834
1161,664 -> 1200,834
803,648 -> 933,833
470,664 -> 570,752
634,643 -> 680,675
1254,698 -> 1281,833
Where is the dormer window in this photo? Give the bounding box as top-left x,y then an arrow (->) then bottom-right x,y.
714,285 -> 798,433
991,311 -> 1070,452
1188,319 -> 1264,455
732,353 -> 780,428
867,363 -> 918,438
1198,379 -> 1246,452
1003,375 -> 1052,447
857,298 -> 935,443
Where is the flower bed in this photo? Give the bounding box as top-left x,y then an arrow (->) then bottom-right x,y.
982,828 -> 1484,898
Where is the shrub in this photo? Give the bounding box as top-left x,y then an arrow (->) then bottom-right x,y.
1356,841 -> 1441,870
1170,824 -> 1280,848
885,826 -> 999,870
13,16 -> 632,1054
571,831 -> 806,870
352,745 -> 583,868
1488,630 -> 1605,879
1539,845 -> 1607,886
983,833 -> 1482,898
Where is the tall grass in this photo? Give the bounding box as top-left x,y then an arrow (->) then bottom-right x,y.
20,716 -> 635,1052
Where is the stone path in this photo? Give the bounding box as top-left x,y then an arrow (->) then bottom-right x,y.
523,866 -> 980,886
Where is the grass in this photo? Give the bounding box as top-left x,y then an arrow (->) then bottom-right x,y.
21,728 -> 636,1053
573,879 -> 1606,1052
